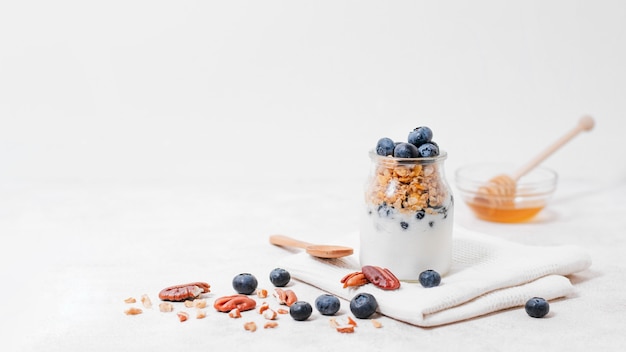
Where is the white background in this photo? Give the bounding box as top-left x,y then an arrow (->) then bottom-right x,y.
1,0 -> 625,186
2,1 -> 626,351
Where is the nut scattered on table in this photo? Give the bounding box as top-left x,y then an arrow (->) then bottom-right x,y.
263,309 -> 277,320
228,308 -> 242,318
330,317 -> 357,333
159,282 -> 211,302
193,299 -> 207,309
177,311 -> 189,322
362,265 -> 401,290
214,294 -> 257,312
124,307 -> 143,315
141,294 -> 152,308
341,271 -> 368,288
159,302 -> 174,312
263,322 -> 278,329
258,301 -> 270,314
273,288 -> 297,306
243,321 -> 257,332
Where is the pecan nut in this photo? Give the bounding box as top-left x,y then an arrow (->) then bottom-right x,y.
273,288 -> 298,306
159,282 -> 211,301
361,265 -> 401,290
340,271 -> 369,288
213,294 -> 257,312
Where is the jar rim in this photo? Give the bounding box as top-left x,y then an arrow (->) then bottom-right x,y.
368,150 -> 448,165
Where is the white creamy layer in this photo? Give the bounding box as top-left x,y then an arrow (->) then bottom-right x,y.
359,201 -> 453,281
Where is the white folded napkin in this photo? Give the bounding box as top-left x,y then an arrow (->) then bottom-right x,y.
276,226 -> 592,327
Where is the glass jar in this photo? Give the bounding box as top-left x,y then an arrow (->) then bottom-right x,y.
359,151 -> 454,281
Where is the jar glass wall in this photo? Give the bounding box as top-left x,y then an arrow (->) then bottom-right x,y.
359,151 -> 454,281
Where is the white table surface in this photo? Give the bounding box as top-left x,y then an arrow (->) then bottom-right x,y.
2,175 -> 625,351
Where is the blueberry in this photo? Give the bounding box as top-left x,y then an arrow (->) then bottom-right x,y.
415,209 -> 425,220
417,142 -> 439,157
232,273 -> 258,295
376,137 -> 395,156
393,142 -> 419,158
289,301 -> 313,321
438,206 -> 448,219
400,221 -> 409,230
269,268 -> 291,287
350,293 -> 378,319
408,126 -> 433,147
525,297 -> 550,318
315,294 -> 341,316
419,270 -> 441,288
377,203 -> 394,218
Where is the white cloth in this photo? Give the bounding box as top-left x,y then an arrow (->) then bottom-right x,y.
277,226 -> 592,327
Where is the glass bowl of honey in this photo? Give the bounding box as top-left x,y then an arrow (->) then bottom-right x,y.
455,163 -> 558,223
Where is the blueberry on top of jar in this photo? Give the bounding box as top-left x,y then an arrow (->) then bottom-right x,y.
393,142 -> 419,158
376,137 -> 395,156
408,126 -> 433,147
417,142 -> 439,157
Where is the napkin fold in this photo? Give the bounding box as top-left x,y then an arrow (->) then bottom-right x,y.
276,226 -> 592,327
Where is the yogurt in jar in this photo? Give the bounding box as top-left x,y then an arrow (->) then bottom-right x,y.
359,151 -> 454,281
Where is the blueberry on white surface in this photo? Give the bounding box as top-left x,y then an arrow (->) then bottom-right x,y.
232,273 -> 258,295
419,269 -> 441,288
289,301 -> 313,321
376,137 -> 395,156
315,294 -> 341,316
350,293 -> 378,319
393,142 -> 419,158
408,126 -> 433,147
525,297 -> 550,318
269,268 -> 291,287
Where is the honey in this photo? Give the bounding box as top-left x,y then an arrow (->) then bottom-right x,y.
465,201 -> 545,223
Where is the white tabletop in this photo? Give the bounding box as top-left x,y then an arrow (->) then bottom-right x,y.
2,176 -> 625,351
2,1 -> 626,351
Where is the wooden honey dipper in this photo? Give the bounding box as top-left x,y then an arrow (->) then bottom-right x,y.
475,115 -> 595,206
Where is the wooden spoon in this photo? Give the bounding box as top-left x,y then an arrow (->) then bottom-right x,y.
476,115 -> 595,205
269,234 -> 353,259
